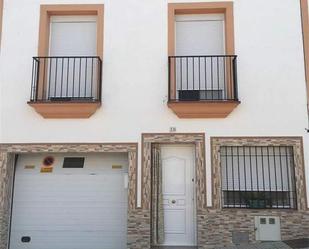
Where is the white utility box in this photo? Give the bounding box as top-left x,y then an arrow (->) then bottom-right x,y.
255,216 -> 281,241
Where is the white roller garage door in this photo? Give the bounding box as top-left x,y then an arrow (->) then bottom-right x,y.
9,153 -> 128,249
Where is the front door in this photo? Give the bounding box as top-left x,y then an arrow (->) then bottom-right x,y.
161,145 -> 196,246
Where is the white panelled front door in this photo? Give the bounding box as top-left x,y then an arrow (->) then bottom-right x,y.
161,145 -> 196,246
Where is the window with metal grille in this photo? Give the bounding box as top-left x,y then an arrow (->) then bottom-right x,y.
220,146 -> 297,209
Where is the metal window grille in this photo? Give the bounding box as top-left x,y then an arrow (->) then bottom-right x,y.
220,146 -> 297,209
168,55 -> 238,101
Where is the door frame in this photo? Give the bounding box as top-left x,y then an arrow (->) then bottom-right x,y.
142,133 -> 206,247
159,144 -> 197,246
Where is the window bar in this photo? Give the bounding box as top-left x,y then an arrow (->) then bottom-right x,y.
223,57 -> 226,100
231,147 -> 235,207
31,59 -> 35,101
272,146 -> 279,208
249,147 -> 254,207
198,57 -> 201,92
35,59 -> 39,101
173,57 -> 177,92
217,57 -> 220,100
78,58 -> 82,98
261,147 -> 266,201
192,57 -> 195,91
66,58 -> 70,97
284,146 -> 291,207
230,57 -> 233,100
237,147 -> 241,207
186,57 -> 189,91
204,57 -> 207,94
42,58 -> 46,101
255,147 -> 259,197
278,147 -> 285,207
72,58 -> 76,98
98,58 -> 103,101
60,58 -> 64,97
54,58 -> 58,97
91,58 -> 94,99
211,57 -> 214,100
266,146 -> 272,208
48,58 -> 52,100
84,58 -> 88,97
233,57 -> 238,100
97,58 -> 100,101
180,57 -> 183,92
168,57 -> 171,101
225,147 -> 229,207
243,146 -> 247,207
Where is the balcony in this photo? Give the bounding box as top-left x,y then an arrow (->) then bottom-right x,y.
28,56 -> 102,118
168,55 -> 240,118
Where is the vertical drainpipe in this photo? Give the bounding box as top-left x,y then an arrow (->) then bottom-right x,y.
300,0 -> 309,132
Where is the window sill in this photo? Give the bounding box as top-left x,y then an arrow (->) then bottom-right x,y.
28,101 -> 101,118
167,100 -> 240,118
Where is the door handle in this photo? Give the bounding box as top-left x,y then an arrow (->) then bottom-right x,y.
171,199 -> 176,204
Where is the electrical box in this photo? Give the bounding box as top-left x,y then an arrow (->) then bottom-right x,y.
255,216 -> 281,241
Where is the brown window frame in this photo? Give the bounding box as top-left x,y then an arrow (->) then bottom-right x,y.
38,4 -> 104,57
168,1 -> 235,56
28,4 -> 104,119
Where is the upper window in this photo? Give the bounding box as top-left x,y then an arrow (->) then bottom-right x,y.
220,146 -> 297,209
28,5 -> 104,118
168,2 -> 235,56
174,14 -> 228,101
46,16 -> 99,101
38,4 -> 103,57
49,15 -> 97,57
175,14 -> 225,56
167,2 -> 239,118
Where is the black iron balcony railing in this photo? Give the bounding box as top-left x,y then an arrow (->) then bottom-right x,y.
168,55 -> 238,102
30,56 -> 102,102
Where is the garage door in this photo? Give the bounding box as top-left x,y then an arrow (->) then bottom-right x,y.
9,153 -> 128,249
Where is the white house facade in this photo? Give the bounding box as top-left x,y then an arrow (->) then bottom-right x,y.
0,0 -> 309,248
